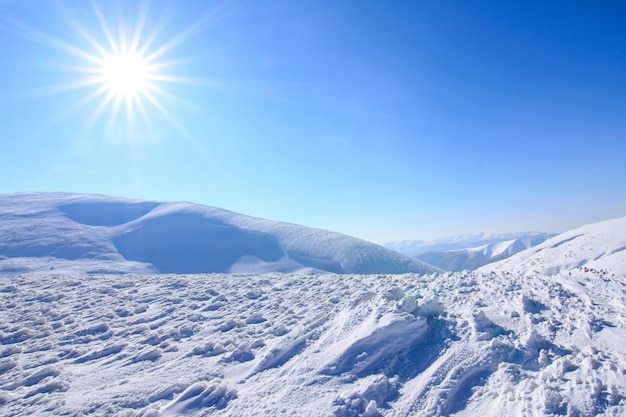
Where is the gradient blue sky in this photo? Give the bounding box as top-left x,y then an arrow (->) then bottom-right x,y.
1,0 -> 625,243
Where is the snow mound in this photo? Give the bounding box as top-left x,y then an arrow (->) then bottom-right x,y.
0,192 -> 436,275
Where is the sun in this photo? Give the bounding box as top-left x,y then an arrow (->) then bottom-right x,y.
98,47 -> 153,100
1,0 -> 239,135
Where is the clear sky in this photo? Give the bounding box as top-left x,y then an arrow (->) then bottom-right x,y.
1,0 -> 625,243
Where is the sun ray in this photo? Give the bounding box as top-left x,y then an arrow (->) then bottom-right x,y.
1,0 -> 244,138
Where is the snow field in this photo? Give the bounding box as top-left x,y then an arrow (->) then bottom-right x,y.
1,269 -> 624,416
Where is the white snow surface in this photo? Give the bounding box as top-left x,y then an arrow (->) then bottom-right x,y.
481,216 -> 626,277
1,268 -> 625,416
0,192 -> 436,275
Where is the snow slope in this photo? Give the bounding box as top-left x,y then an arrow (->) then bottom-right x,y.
0,193 -> 436,275
384,232 -> 554,257
416,235 -> 551,272
480,216 -> 626,277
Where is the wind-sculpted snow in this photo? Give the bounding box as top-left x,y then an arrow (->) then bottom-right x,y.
1,269 -> 624,416
0,193 -> 436,275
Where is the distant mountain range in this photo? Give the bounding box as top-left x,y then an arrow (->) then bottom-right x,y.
384,232 -> 555,256
384,232 -> 555,271
413,234 -> 554,271
0,192 -> 437,275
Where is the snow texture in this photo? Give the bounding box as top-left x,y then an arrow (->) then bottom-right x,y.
1,266 -> 625,416
0,192 -> 436,275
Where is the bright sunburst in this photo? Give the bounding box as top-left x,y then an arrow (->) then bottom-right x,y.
99,47 -> 153,100
0,0 -> 234,135
0,0 -> 240,137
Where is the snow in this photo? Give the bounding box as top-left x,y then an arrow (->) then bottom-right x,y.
1,195 -> 625,416
480,216 -> 626,277
2,264 -> 625,415
0,192 -> 436,275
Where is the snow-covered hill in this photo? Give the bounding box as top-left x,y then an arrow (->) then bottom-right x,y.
0,193 -> 436,275
416,235 -> 551,271
384,232 -> 554,257
480,216 -> 626,277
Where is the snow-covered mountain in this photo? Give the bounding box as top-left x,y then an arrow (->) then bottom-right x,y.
384,232 -> 555,256
415,235 -> 551,271
480,215 -> 626,277
0,192 -> 436,275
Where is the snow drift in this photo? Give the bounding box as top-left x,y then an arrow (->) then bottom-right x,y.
0,193 -> 436,275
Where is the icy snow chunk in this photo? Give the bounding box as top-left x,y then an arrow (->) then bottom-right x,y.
224,344 -> 254,363
363,400 -> 382,417
245,314 -> 267,324
24,380 -> 69,398
23,365 -> 61,386
245,290 -> 262,299
188,342 -> 226,358
73,343 -> 126,363
165,381 -> 237,412
0,360 -> 17,374
382,287 -> 404,301
418,299 -> 445,318
333,375 -> 396,417
473,311 -> 508,341
398,296 -> 418,314
148,382 -> 188,402
270,324 -> 289,337
252,336 -> 308,375
129,348 -> 161,363
522,296 -> 547,314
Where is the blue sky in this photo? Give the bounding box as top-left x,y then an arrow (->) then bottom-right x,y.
1,0 -> 625,243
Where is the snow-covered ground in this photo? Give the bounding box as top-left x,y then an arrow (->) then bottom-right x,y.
2,267 -> 625,415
